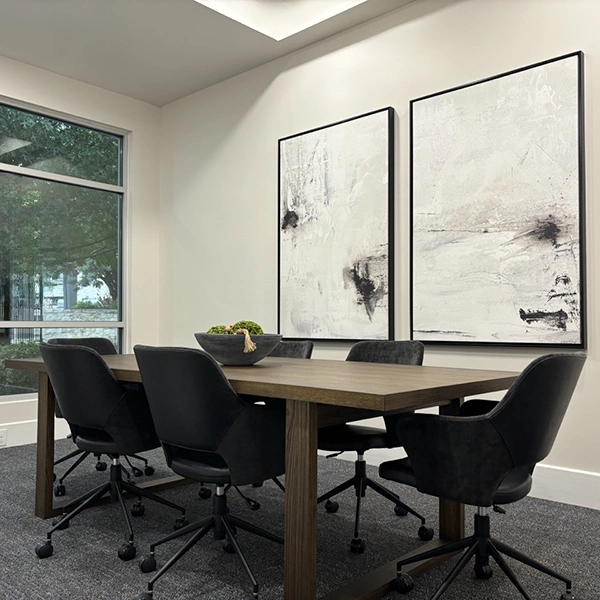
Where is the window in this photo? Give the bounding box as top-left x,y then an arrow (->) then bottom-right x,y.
0,103 -> 124,397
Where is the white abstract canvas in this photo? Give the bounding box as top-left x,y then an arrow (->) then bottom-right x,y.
279,108 -> 393,340
411,53 -> 584,346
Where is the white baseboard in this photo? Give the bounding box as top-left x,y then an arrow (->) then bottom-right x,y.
319,449 -> 600,511
0,417 -> 70,447
530,464 -> 600,511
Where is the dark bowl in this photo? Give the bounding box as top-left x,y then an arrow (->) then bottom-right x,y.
194,332 -> 283,366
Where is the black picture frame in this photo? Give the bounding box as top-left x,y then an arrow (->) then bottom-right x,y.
278,107 -> 395,341
410,52 -> 586,348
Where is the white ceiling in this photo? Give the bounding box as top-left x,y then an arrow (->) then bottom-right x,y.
0,0 -> 413,107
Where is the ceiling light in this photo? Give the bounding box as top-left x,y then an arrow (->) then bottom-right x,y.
194,0 -> 368,41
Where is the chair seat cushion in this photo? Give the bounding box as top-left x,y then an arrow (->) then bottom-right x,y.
318,424 -> 396,452
493,468 -> 533,504
171,457 -> 231,484
378,458 -> 533,506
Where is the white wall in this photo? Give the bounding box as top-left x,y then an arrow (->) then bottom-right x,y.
159,0 -> 600,497
0,53 -> 162,349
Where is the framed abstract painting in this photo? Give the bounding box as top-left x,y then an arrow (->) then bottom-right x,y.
411,52 -> 585,347
278,107 -> 394,341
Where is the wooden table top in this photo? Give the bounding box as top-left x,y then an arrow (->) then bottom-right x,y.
6,354 -> 518,412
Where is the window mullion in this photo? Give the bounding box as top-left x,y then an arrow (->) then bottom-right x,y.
0,163 -> 124,194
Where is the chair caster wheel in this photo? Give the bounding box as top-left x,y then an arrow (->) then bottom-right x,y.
394,573 -> 414,594
139,555 -> 157,573
223,539 -> 236,554
131,502 -> 145,517
54,484 -> 66,497
474,564 -> 493,579
144,466 -> 155,476
560,593 -> 574,600
174,516 -> 188,530
132,467 -> 143,477
418,525 -> 434,541
252,481 -> 264,487
35,541 -> 53,558
137,594 -> 153,600
198,487 -> 212,499
95,461 -> 108,472
52,514 -> 69,530
118,543 -> 137,561
325,500 -> 339,513
350,538 -> 365,554
394,504 -> 408,516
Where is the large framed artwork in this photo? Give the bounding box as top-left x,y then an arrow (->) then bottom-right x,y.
411,52 -> 585,347
278,107 -> 394,341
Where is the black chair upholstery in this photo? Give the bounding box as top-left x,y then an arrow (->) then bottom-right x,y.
269,340 -> 314,359
48,337 -> 154,495
317,340 -> 432,553
379,353 -> 586,600
134,345 -> 286,600
35,343 -> 186,562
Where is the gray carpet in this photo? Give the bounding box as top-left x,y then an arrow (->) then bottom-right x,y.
0,439 -> 598,600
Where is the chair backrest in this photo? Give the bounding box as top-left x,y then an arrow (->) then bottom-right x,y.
346,340 -> 424,366
269,340 -> 314,359
134,345 -> 246,451
46,337 -> 117,418
40,342 -> 126,430
489,353 -> 586,468
46,337 -> 117,355
396,353 -> 585,506
134,345 -> 286,485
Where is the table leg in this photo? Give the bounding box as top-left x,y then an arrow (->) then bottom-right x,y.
35,372 -> 55,519
285,399 -> 318,600
439,399 -> 464,541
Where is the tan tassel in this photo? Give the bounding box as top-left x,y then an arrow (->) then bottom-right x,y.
236,328 -> 257,353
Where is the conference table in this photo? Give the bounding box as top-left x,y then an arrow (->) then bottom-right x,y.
6,353 -> 518,600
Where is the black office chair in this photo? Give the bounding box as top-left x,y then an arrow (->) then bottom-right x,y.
379,353 -> 586,600
134,345 -> 286,600
35,343 -> 187,561
48,337 -> 154,497
269,340 -> 314,359
317,340 -> 432,553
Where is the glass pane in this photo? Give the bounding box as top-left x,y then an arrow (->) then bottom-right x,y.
0,328 -> 121,396
0,103 -> 121,185
0,173 -> 121,322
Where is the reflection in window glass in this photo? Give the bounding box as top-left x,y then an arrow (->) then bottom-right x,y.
0,328 -> 120,396
0,103 -> 121,185
0,173 -> 121,323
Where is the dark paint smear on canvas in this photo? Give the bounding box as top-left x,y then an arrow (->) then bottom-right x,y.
528,215 -> 561,247
519,308 -> 568,331
345,258 -> 385,321
281,210 -> 299,230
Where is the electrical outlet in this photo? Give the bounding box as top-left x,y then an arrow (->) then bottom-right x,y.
0,428 -> 7,447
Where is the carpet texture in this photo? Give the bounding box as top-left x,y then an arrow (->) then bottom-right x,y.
0,440 -> 598,599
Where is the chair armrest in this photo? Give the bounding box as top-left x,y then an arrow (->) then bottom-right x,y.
396,413 -> 514,506
217,402 -> 286,486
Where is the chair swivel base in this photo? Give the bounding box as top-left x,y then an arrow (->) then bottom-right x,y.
35,458 -> 187,561
393,511 -> 573,600
317,454 -> 433,552
53,449 -> 153,495
136,485 -> 283,600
